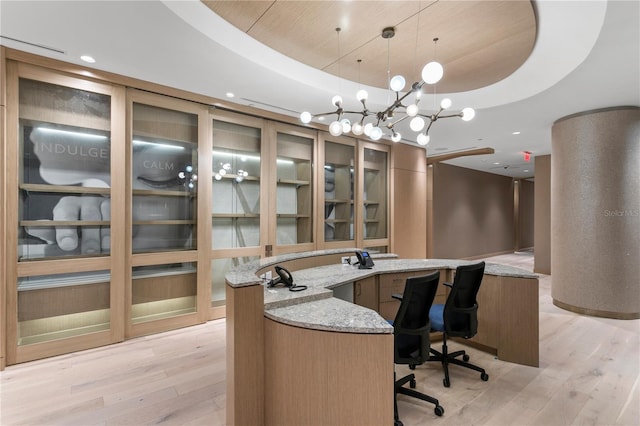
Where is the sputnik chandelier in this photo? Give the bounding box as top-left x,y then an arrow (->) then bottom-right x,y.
299,28 -> 475,145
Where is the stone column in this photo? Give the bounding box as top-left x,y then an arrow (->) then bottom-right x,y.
551,107 -> 640,319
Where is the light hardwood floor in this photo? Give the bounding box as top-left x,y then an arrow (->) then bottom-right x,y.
1,252 -> 638,425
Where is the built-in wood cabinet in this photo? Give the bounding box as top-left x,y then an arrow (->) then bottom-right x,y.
1,53 -> 395,367
126,90 -> 211,339
5,62 -> 126,364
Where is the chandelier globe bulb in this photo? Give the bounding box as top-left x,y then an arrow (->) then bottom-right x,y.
417,133 -> 431,146
331,95 -> 343,108
352,122 -> 364,135
440,98 -> 452,109
340,118 -> 352,133
370,126 -> 383,140
356,89 -> 369,102
300,111 -> 312,124
461,107 -> 476,121
364,122 -> 374,136
406,104 -> 419,117
389,75 -> 406,92
409,116 -> 426,132
329,120 -> 343,136
422,61 -> 443,85
391,131 -> 402,142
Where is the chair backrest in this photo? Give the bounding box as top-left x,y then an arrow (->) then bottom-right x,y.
393,271 -> 440,365
444,261 -> 485,339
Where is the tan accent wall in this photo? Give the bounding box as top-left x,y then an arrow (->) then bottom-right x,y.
517,178 -> 535,250
432,163 -> 514,259
1,46 -> 6,370
551,107 -> 640,318
534,155 -> 551,274
391,143 -> 427,259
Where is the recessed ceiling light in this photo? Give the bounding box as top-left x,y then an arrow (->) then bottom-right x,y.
493,162 -> 501,165
226,92 -> 235,98
80,55 -> 95,63
318,117 -> 325,121
523,169 -> 529,172
512,131 -> 521,135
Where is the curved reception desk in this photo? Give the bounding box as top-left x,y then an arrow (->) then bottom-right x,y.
225,249 -> 538,426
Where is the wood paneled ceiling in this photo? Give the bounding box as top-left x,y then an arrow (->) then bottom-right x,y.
202,0 -> 537,93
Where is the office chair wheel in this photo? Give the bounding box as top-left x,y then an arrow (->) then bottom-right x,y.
481,372 -> 489,381
410,378 -> 416,388
463,354 -> 470,362
443,377 -> 450,387
394,420 -> 403,426
434,405 -> 445,416
409,364 -> 416,370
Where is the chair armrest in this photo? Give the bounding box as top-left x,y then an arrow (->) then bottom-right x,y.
392,293 -> 403,301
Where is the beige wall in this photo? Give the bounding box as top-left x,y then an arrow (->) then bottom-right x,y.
551,107 -> 640,318
391,143 -> 427,259
432,163 -> 515,259
517,179 -> 535,250
534,155 -> 551,274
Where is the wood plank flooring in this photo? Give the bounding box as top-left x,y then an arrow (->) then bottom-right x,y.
1,252 -> 639,425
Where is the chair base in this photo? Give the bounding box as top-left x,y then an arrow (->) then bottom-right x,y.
394,372 -> 444,425
429,334 -> 489,387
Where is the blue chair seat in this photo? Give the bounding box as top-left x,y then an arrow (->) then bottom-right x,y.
429,304 -> 445,331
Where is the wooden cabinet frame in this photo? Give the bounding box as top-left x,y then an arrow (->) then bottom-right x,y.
125,89 -> 212,338
5,62 -> 126,364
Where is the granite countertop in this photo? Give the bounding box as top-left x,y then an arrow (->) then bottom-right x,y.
225,251 -> 537,335
264,298 -> 393,334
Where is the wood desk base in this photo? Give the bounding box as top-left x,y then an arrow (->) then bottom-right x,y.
264,319 -> 393,426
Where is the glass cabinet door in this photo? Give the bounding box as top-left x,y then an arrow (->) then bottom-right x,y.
131,103 -> 198,254
274,127 -> 315,249
19,79 -> 112,260
322,139 -> 355,243
212,120 -> 261,250
362,145 -> 388,249
210,113 -> 264,314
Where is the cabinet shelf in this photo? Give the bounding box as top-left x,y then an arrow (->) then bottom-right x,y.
364,201 -> 380,206
324,219 -> 349,224
133,189 -> 195,197
325,199 -> 352,204
132,220 -> 195,225
20,183 -> 110,196
277,214 -> 310,218
364,219 -> 380,224
277,179 -> 310,186
216,175 -> 259,182
212,213 -> 260,218
20,220 -> 110,227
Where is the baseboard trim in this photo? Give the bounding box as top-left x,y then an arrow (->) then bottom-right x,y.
553,299 -> 640,320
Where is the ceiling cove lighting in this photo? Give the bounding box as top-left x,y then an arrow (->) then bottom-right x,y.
300,28 -> 474,146
80,55 -> 95,63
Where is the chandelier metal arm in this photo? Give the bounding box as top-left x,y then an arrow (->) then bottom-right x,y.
386,114 -> 410,129
299,31 -> 474,144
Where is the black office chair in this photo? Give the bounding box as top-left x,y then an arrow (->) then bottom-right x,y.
429,261 -> 489,387
392,271 -> 444,425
